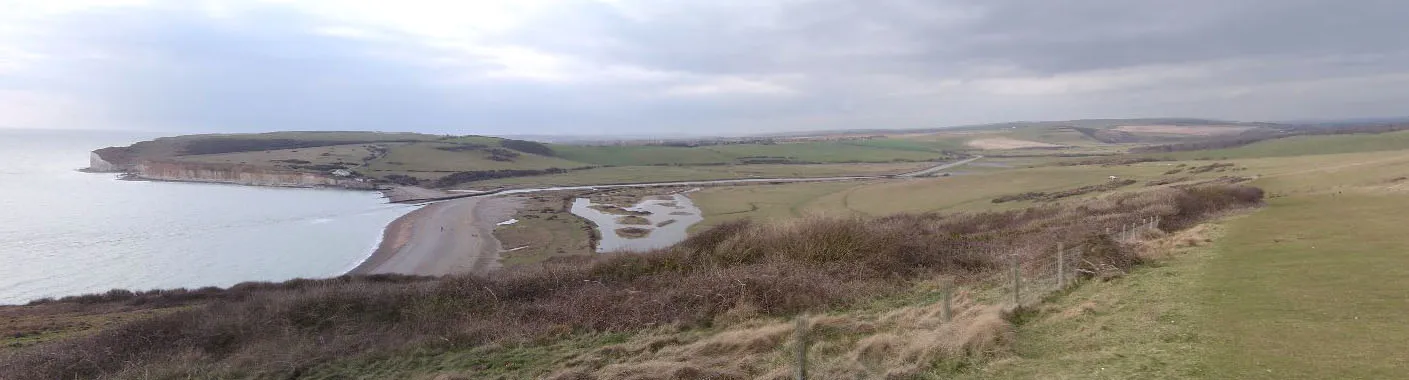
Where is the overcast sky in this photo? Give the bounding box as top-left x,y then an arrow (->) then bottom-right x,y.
3,0 -> 1409,135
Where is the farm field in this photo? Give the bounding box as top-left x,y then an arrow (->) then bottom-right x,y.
363,142 -> 585,176
1154,129 -> 1409,160
456,161 -> 934,189
555,140 -> 952,167
690,157 -> 1241,222
177,143 -> 379,167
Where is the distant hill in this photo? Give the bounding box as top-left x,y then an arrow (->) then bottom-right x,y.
88,131 -> 961,189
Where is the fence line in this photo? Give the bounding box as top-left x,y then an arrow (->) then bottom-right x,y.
1009,216 -> 1160,306
791,217 -> 1166,375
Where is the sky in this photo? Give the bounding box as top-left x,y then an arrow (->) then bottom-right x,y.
3,0 -> 1409,136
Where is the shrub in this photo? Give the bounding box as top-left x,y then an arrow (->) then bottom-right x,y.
486,147 -> 522,162
434,143 -> 488,152
500,139 -> 556,156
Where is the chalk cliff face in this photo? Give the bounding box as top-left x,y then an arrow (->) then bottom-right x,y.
89,149 -> 374,189
135,161 -> 375,188
88,152 -> 123,172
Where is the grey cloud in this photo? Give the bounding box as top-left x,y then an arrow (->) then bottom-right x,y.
8,0 -> 1409,134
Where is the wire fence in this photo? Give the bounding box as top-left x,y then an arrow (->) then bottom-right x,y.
791,216 -> 1165,379
1009,215 -> 1161,307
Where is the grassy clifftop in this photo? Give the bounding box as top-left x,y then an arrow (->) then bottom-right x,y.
90,131 -> 961,189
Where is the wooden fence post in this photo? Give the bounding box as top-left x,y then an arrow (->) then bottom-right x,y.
1057,242 -> 1065,288
1011,253 -> 1020,306
941,284 -> 953,322
795,315 -> 808,380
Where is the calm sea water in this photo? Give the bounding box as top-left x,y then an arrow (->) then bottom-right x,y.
0,129 -> 416,305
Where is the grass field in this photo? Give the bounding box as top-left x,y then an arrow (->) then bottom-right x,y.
456,162 -> 933,189
704,141 -> 948,162
1002,126 -> 1104,146
689,181 -> 867,230
689,158 -> 1237,221
1156,130 -> 1409,160
840,137 -> 969,152
930,144 -> 1409,378
554,141 -> 950,167
943,225 -> 1224,379
178,144 -> 377,167
1200,193 -> 1409,379
363,142 -> 585,176
553,145 -> 736,166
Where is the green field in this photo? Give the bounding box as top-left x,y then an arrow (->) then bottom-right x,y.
554,141 -> 950,167
364,142 -> 584,174
839,137 -> 969,152
946,225 -> 1223,379
456,162 -> 932,189
928,141 -> 1409,378
553,145 -> 736,166
690,157 -> 1236,221
1157,130 -> 1409,160
1200,193 -> 1409,378
676,132 -> 1409,378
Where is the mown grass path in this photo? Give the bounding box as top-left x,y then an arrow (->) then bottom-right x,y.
1201,194 -> 1409,378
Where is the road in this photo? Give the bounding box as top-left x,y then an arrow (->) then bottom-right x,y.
895,156 -> 984,178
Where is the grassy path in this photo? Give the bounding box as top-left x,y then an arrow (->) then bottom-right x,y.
944,225 -> 1219,379
1201,194 -> 1409,378
941,194 -> 1409,379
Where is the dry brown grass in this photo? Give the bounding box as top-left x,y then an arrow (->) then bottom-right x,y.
548,291 -> 1016,379
0,185 -> 1263,380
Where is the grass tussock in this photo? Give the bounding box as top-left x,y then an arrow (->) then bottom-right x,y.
0,185 -> 1263,380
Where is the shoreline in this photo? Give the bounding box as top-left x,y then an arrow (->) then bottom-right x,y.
87,169 -> 521,278
347,196 -> 523,276
85,157 -> 984,279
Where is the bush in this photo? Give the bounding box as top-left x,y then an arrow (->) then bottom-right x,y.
433,168 -> 569,187
434,143 -> 488,152
500,139 -> 556,156
485,147 -> 521,162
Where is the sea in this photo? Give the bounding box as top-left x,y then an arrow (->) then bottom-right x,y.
0,129 -> 416,305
